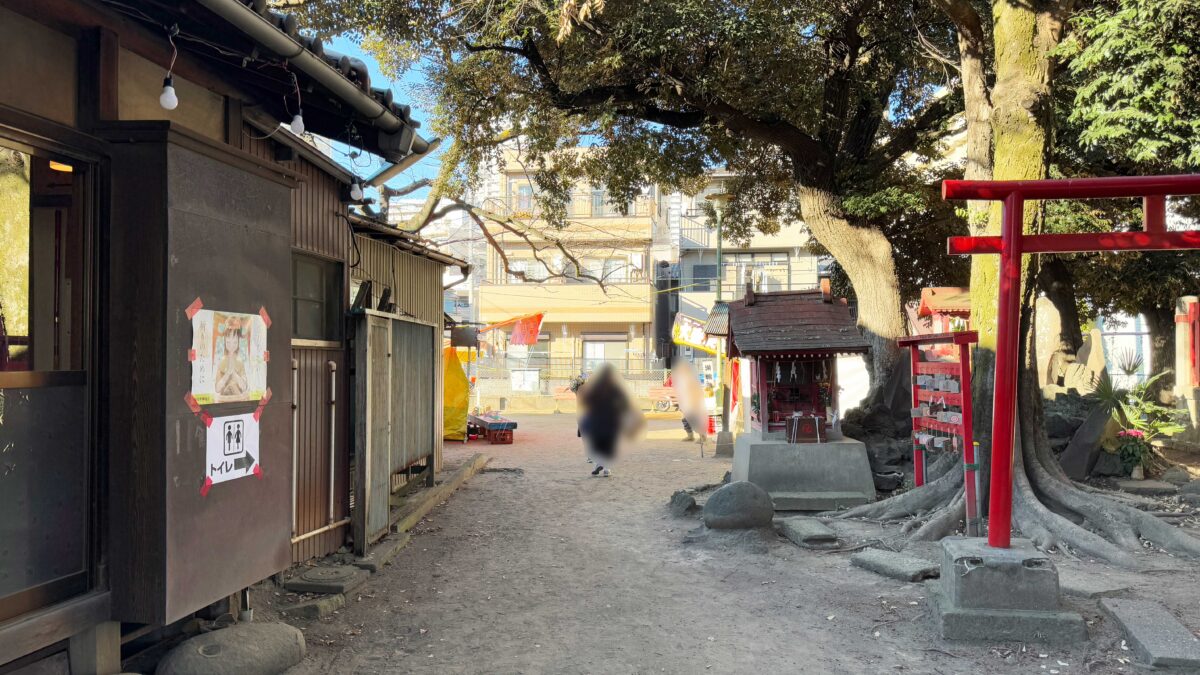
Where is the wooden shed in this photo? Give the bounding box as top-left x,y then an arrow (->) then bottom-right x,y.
0,0 -> 449,670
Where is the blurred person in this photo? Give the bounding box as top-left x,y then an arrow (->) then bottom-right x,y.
577,363 -> 635,477
672,358 -> 708,446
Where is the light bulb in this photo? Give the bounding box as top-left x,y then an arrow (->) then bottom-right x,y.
159,76 -> 178,110
289,111 -> 305,135
349,182 -> 363,201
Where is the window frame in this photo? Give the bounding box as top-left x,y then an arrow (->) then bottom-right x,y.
292,252 -> 344,342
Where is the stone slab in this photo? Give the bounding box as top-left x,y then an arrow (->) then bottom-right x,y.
1058,571 -> 1131,600
851,548 -> 939,582
283,565 -> 370,595
278,593 -> 345,619
777,517 -> 838,546
929,583 -> 1088,645
1101,598 -> 1200,668
156,623 -> 305,675
773,491 -> 871,511
941,537 -> 1062,612
353,533 -> 411,573
732,434 -> 875,512
1115,479 -> 1178,496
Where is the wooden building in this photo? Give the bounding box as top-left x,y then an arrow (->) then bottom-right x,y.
728,284 -> 869,439
0,1 -> 457,671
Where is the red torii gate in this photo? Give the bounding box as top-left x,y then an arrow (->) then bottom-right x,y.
942,174 -> 1200,549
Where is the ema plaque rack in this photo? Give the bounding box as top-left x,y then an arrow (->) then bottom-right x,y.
898,331 -> 981,537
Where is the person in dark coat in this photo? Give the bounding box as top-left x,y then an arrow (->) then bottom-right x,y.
577,364 -> 632,477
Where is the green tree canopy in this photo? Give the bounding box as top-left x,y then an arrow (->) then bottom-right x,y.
301,0 -> 967,389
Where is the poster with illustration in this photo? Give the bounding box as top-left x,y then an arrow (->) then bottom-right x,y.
191,309 -> 268,404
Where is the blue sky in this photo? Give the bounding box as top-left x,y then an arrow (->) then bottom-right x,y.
326,36 -> 441,201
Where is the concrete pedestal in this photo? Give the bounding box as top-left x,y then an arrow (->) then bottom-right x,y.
714,431 -> 735,457
731,433 -> 874,510
930,537 -> 1087,644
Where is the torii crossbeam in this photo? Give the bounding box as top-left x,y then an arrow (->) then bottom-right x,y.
943,174 -> 1200,549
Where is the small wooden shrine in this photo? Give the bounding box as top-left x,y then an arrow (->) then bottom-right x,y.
728,283 -> 869,441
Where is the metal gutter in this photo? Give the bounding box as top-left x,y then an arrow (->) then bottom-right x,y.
366,138 -> 443,187
195,0 -> 425,147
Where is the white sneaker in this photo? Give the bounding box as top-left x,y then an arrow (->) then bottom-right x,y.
601,468 -> 611,477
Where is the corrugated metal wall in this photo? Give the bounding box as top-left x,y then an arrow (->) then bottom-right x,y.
245,127 -> 352,563
353,234 -> 445,470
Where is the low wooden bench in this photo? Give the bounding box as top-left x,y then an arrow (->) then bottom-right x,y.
469,413 -> 518,444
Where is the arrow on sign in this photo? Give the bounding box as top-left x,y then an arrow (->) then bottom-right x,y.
234,451 -> 257,472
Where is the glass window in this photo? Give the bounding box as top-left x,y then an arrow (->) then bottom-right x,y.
293,254 -> 342,341
515,184 -> 533,212
602,258 -> 625,282
691,264 -> 717,292
591,189 -> 605,217
0,143 -> 93,622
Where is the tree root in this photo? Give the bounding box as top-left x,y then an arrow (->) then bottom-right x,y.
825,458 -> 963,520
910,489 -> 966,541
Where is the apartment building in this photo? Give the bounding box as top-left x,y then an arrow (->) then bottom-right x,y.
469,150 -> 672,408
665,172 -> 822,378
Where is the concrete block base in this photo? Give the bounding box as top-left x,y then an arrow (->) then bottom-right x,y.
714,431 -> 735,457
929,584 -> 1088,644
930,537 -> 1086,644
732,433 -> 874,511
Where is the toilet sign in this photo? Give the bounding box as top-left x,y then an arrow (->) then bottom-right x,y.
204,412 -> 261,492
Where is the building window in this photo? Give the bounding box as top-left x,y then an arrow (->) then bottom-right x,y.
293,254 -> 342,341
583,335 -> 628,372
591,188 -> 606,217
515,184 -> 533,213
691,264 -> 717,292
602,257 -> 626,282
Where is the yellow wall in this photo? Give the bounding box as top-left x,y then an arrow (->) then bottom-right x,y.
0,7 -> 77,127
478,281 -> 652,323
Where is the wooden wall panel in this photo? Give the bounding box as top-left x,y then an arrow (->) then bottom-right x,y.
352,235 -> 446,470
289,348 -> 349,563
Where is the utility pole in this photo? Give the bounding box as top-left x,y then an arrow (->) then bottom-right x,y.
706,192 -> 734,456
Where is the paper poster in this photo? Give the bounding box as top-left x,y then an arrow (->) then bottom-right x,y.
205,412 -> 261,487
191,309 -> 268,404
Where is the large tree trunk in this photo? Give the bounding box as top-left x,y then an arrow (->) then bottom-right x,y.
1144,304 -> 1177,399
1037,256 -> 1084,354
797,185 -> 906,396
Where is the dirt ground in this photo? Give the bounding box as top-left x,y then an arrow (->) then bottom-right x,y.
275,414 -> 1200,674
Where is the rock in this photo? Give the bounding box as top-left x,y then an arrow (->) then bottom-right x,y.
1115,479 -> 1177,496
668,490 -> 698,517
155,623 -> 305,675
873,471 -> 904,492
702,481 -> 775,529
1161,466 -> 1192,486
1044,412 -> 1082,440
1130,465 -> 1145,480
1181,493 -> 1200,507
1091,451 -> 1126,477
865,437 -> 909,472
1181,481 -> 1200,495
1061,405 -> 1115,479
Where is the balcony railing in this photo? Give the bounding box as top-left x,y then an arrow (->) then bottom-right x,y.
491,196 -> 659,220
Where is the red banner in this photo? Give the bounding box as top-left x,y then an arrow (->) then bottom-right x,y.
508,313 -> 545,346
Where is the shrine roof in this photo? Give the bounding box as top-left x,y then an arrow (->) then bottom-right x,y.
729,289 -> 869,355
918,287 -> 971,316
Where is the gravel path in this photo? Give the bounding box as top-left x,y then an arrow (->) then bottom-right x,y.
282,414 -> 1196,674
